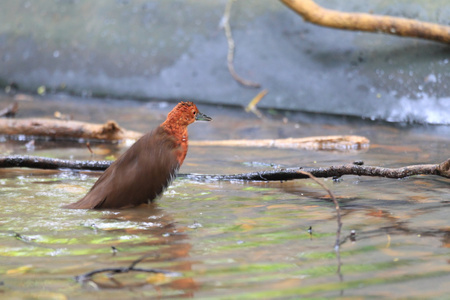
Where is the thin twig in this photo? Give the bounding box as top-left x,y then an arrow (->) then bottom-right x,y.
297,171 -> 341,250
222,0 -> 261,88
86,142 -> 94,155
297,170 -> 344,284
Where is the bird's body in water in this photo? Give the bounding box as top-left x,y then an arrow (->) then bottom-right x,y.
64,101 -> 211,209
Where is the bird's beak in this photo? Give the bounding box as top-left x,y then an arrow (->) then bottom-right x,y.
196,111 -> 212,122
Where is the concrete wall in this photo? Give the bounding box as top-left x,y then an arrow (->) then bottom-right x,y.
1,0 -> 449,124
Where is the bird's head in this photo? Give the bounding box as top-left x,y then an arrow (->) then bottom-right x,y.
167,101 -> 212,126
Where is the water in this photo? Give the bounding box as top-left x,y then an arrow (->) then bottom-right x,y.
0,94 -> 449,299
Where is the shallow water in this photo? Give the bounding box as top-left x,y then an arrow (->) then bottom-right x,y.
0,94 -> 449,299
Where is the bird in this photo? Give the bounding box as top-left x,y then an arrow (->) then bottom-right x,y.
64,101 -> 211,209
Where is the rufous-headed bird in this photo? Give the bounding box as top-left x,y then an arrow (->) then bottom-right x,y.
64,101 -> 211,209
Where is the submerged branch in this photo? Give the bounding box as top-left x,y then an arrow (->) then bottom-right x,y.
75,267 -> 179,284
75,253 -> 181,284
1,155 -> 448,179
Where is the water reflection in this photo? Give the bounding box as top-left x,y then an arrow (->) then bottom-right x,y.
75,205 -> 198,295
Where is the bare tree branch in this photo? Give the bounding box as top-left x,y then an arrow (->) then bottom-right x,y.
280,0 -> 450,44
222,0 -> 261,88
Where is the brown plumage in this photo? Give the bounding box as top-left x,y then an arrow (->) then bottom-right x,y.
64,102 -> 211,209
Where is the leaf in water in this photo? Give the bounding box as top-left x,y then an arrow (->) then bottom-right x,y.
237,219 -> 257,231
146,273 -> 170,285
7,291 -> 68,300
261,195 -> 278,201
34,292 -> 68,300
37,236 -> 77,244
411,180 -> 435,188
170,277 -> 199,291
242,186 -> 273,192
366,209 -> 391,218
303,205 -> 320,210
6,264 -> 33,275
409,195 -> 432,202
238,223 -> 255,232
91,148 -> 111,156
265,278 -> 304,290
56,184 -> 86,194
266,204 -> 302,210
380,247 -> 405,259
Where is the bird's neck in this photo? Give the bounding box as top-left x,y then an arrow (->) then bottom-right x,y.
160,119 -> 189,166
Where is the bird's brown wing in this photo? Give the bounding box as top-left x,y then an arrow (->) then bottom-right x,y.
63,127 -> 180,209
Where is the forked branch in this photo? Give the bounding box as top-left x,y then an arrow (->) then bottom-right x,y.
74,253 -> 181,285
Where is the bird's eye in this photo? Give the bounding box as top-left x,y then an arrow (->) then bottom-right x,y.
193,111 -> 196,115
